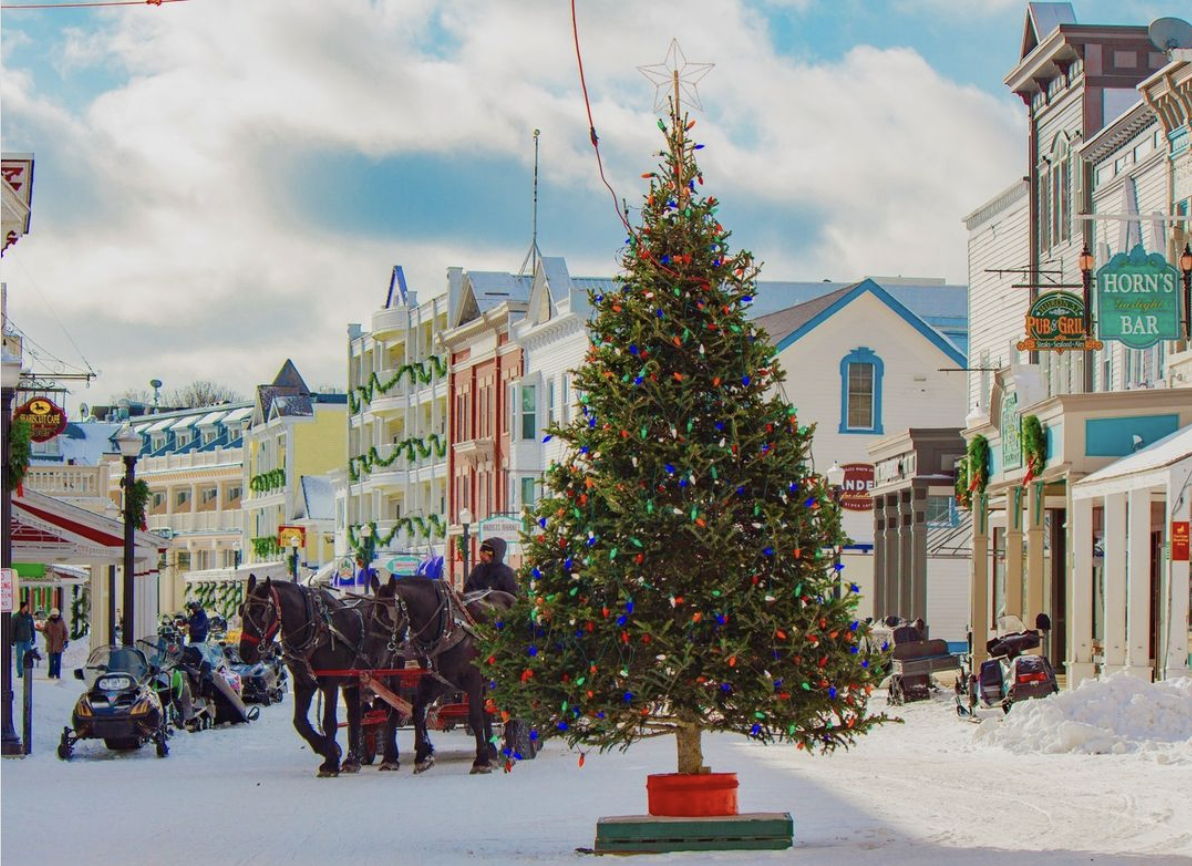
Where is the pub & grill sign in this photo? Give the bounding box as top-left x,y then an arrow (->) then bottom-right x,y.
14,397 -> 67,442
1016,292 -> 1101,353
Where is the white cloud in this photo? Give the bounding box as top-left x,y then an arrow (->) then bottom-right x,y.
0,0 -> 1024,405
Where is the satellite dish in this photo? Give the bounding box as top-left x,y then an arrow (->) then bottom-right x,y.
79,402 -> 89,417
150,378 -> 163,389
1148,17 -> 1192,51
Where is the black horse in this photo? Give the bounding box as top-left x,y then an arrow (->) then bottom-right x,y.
240,574 -> 398,777
365,575 -> 515,775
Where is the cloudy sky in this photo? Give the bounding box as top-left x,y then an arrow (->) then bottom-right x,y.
1,0 -> 1186,409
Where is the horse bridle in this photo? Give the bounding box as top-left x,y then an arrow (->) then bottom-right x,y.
240,585 -> 283,648
368,591 -> 410,655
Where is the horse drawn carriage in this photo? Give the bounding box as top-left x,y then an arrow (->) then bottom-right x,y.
238,572 -> 537,777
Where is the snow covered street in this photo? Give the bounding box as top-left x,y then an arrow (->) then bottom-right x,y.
2,642 -> 1190,865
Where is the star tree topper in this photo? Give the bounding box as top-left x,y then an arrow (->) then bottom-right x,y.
638,39 -> 714,114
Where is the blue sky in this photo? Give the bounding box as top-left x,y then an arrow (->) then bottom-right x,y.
2,0 -> 1188,407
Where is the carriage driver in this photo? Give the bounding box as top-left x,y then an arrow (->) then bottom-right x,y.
463,537 -> 519,597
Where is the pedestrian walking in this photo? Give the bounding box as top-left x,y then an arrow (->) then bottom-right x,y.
41,608 -> 69,679
12,601 -> 36,678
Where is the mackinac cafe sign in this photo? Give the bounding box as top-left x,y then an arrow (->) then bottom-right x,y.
1016,291 -> 1101,353
1094,245 -> 1181,350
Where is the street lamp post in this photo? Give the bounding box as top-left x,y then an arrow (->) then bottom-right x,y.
1181,243 -> 1192,341
115,425 -> 142,647
459,507 -> 473,585
825,461 -> 846,601
289,536 -> 301,581
1078,244 -> 1096,338
2,349 -> 23,755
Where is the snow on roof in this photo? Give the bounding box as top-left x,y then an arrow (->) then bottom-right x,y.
195,409 -> 229,427
143,416 -> 176,434
301,475 -> 335,521
222,406 -> 252,423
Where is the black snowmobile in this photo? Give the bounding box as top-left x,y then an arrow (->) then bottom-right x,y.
221,641 -> 287,706
59,644 -> 170,759
181,642 -> 258,725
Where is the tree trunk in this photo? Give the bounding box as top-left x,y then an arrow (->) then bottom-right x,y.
675,720 -> 705,775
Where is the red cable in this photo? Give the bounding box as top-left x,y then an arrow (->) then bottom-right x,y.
571,0 -> 634,238
2,0 -> 184,9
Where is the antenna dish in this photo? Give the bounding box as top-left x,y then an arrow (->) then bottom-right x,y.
1148,17 -> 1192,51
150,378 -> 163,389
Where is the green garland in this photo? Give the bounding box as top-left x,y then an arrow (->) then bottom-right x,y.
186,580 -> 243,622
967,434 -> 990,498
954,458 -> 971,510
349,356 -> 448,414
348,434 -> 448,481
5,417 -> 32,491
252,536 -> 281,558
348,515 -> 447,557
70,585 -> 90,640
249,468 -> 286,493
126,479 -> 150,530
1021,415 -> 1046,483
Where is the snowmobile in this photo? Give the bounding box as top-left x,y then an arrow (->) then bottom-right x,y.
222,641 -> 287,705
58,644 -> 170,760
181,642 -> 258,725
955,613 -> 1059,718
870,617 -> 960,705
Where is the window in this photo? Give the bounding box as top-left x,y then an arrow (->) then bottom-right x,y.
227,486 -> 242,504
925,495 -> 958,527
520,384 -> 537,440
520,476 -> 537,509
547,378 -> 556,426
201,487 -> 218,505
175,489 -> 191,508
838,347 -> 884,434
561,376 -> 570,423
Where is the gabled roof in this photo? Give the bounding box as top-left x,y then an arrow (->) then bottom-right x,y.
271,359 -> 310,394
256,360 -> 312,422
1021,3 -> 1075,59
301,475 -> 335,521
758,279 -> 967,369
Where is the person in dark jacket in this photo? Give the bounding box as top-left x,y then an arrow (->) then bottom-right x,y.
12,601 -> 36,678
463,537 -> 518,596
186,601 -> 209,644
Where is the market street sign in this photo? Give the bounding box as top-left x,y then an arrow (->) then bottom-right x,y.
1016,291 -> 1102,353
1094,245 -> 1181,350
478,515 -> 523,551
14,397 -> 67,442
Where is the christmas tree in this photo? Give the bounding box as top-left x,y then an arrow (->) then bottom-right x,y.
481,60 -> 889,775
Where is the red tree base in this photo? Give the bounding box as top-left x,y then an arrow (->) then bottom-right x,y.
647,772 -> 739,816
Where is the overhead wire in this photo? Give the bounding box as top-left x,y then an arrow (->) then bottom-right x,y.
2,0 -> 187,9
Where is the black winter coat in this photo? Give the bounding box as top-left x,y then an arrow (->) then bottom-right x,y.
463,536 -> 519,596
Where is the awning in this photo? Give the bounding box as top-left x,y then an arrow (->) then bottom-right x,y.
11,487 -> 168,568
1073,423 -> 1192,499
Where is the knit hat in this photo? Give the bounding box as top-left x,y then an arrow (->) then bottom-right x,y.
50,608 -> 60,617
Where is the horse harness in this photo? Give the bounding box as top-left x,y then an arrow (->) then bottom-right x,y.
243,583 -> 368,683
375,582 -> 477,684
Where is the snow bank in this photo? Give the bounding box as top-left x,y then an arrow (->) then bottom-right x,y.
973,674 -> 1192,761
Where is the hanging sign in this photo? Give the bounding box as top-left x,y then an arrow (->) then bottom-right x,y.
1001,392 -> 1022,471
14,397 -> 67,442
478,515 -> 523,551
1016,291 -> 1102,353
1173,522 -> 1190,562
1095,245 -> 1181,350
1,568 -> 14,613
277,525 -> 305,549
839,463 -> 875,511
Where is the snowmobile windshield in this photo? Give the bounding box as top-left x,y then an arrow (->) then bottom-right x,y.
82,645 -> 151,687
136,635 -> 184,669
996,615 -> 1027,635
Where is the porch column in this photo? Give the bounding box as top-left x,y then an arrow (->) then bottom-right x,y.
1004,486 -> 1024,619
1025,482 -> 1046,627
882,493 -> 900,618
1101,492 -> 1127,673
898,490 -> 913,618
1126,487 -> 1153,680
872,495 -> 887,619
1164,469 -> 1191,680
970,494 -> 990,667
909,487 -> 928,622
1068,495 -> 1096,687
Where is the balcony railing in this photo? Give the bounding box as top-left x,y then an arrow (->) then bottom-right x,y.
24,465 -> 113,503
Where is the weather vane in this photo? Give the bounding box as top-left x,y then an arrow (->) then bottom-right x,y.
637,39 -> 714,115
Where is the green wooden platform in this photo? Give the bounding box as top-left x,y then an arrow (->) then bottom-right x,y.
594,812 -> 793,854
